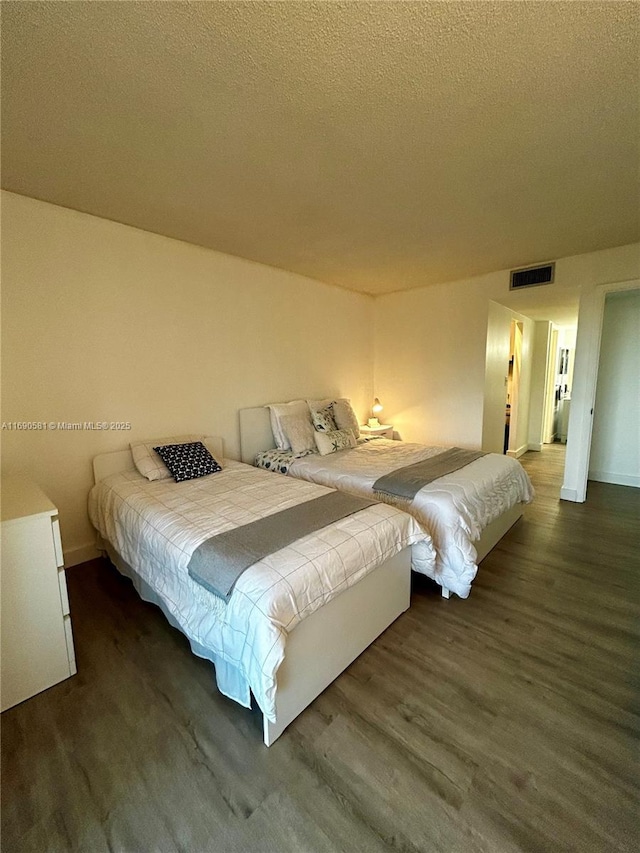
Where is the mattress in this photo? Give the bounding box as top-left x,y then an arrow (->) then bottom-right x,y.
257,439 -> 534,598
88,460 -> 424,720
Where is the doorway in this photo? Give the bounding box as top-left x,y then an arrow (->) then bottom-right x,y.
588,289 -> 640,488
541,326 -> 576,446
561,279 -> 640,503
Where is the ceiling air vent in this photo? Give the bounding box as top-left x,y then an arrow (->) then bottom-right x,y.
510,262 -> 555,290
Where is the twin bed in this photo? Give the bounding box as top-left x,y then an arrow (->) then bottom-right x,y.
89,437 -> 423,746
239,404 -> 533,599
89,405 -> 533,745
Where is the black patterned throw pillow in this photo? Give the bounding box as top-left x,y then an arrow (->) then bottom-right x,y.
153,441 -> 222,483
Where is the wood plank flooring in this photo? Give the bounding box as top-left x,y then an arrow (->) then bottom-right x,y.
2,445 -> 639,852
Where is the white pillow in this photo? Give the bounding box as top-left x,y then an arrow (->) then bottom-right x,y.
131,434 -> 222,481
267,400 -> 311,450
314,428 -> 357,456
280,413 -> 317,455
331,399 -> 360,438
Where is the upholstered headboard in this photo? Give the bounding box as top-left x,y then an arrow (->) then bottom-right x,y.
239,408 -> 276,464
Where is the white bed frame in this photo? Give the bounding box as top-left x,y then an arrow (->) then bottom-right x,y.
92,438 -> 411,746
239,406 -> 523,599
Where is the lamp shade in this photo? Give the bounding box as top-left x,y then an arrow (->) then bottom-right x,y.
372,398 -> 383,415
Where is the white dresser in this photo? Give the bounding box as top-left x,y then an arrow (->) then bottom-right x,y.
1,476 -> 76,711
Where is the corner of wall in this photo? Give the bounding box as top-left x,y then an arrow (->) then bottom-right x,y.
64,542 -> 101,567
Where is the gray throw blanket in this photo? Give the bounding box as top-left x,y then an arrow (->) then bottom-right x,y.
373,447 -> 487,504
188,491 -> 375,601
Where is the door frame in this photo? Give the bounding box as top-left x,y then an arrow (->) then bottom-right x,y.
542,326 -> 559,445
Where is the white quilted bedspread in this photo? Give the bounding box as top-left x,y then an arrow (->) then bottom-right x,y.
289,440 -> 534,598
88,460 -> 424,720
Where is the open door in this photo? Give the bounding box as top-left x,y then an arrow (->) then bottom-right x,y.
505,320 -> 523,456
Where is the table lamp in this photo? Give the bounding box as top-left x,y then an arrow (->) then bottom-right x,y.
369,398 -> 383,427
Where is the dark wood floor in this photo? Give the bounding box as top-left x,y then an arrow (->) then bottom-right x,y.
2,445 -> 639,852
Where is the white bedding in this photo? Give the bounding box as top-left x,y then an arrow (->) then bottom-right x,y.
88,460 -> 424,721
286,440 -> 534,598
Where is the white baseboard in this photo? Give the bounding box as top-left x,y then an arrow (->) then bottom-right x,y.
528,443 -> 543,452
588,470 -> 640,488
560,487 -> 581,502
64,541 -> 100,567
507,444 -> 529,459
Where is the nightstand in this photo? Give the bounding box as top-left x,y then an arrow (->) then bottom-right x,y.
360,424 -> 394,440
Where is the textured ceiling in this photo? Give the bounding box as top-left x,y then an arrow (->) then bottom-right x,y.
2,1 -> 638,316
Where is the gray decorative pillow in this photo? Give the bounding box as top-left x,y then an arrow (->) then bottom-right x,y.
312,406 -> 338,432
280,413 -> 317,455
314,428 -> 357,456
331,398 -> 360,438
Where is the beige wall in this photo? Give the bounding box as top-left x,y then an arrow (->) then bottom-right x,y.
374,244 -> 640,463
373,275 -> 492,448
2,192 -> 638,560
1,192 -> 374,562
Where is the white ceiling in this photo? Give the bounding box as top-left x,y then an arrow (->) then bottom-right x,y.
2,1 -> 638,326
